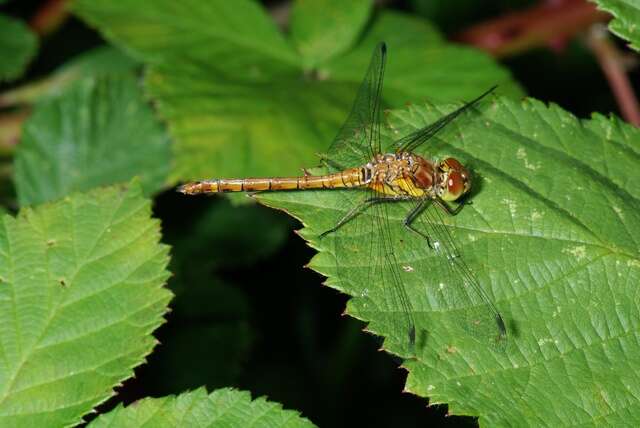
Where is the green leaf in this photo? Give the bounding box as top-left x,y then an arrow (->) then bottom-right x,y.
258,97 -> 640,425
146,65 -> 352,181
73,0 -> 301,79
14,75 -> 171,205
0,181 -> 172,427
0,14 -> 38,81
592,0 -> 640,51
0,46 -> 139,107
88,388 -> 315,428
73,1 -> 520,184
322,11 -> 523,105
290,0 -> 373,67
55,45 -> 140,77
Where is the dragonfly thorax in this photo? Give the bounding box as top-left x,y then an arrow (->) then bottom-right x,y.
364,152 -> 435,197
364,152 -> 471,201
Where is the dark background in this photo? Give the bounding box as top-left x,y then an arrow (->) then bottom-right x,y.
2,1 -> 638,427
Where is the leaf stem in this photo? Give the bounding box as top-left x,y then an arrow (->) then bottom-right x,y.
585,24 -> 640,126
0,109 -> 30,155
0,66 -> 80,108
454,0 -> 609,58
29,0 -> 70,36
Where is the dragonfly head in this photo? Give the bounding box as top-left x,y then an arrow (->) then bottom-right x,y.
436,157 -> 471,201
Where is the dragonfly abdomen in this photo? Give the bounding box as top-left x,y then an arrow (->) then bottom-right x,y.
178,168 -> 365,194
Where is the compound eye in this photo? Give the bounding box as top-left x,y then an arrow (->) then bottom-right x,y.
442,158 -> 463,171
445,171 -> 465,201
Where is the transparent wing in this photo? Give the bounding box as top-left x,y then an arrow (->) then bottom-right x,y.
408,198 -> 507,349
372,198 -> 418,350
328,191 -> 417,354
322,42 -> 386,171
391,86 -> 496,154
320,42 -> 416,352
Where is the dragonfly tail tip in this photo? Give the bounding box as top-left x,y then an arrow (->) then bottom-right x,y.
409,326 -> 416,347
177,183 -> 196,194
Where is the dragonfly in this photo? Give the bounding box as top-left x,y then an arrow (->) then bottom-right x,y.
179,42 -> 507,352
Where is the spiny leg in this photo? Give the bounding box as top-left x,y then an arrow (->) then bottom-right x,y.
403,198 -> 434,247
403,196 -> 466,248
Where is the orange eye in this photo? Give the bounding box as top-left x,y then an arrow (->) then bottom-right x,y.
443,158 -> 463,171
447,171 -> 464,199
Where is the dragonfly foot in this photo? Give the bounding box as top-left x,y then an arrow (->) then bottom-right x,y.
319,228 -> 335,238
403,220 -> 434,249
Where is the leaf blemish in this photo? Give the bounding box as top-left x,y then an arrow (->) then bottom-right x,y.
563,245 -> 586,261
627,259 -> 640,269
501,198 -> 517,216
537,337 -> 555,346
516,147 -> 540,170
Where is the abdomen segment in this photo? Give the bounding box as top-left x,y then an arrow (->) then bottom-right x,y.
178,168 -> 364,194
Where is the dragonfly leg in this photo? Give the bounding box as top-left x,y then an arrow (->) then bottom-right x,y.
403,199 -> 435,248
320,196 -> 405,237
434,196 -> 465,215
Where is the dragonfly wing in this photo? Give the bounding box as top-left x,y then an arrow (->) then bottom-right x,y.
391,86 -> 496,154
320,43 -> 417,352
371,197 -> 418,351
327,188 -> 417,354
407,198 -> 507,349
322,42 -> 386,172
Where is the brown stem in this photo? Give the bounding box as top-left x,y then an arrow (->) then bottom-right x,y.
29,0 -> 70,36
454,0 -> 610,58
0,109 -> 30,156
0,77 -> 56,108
585,24 -> 640,126
0,62 -> 83,108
